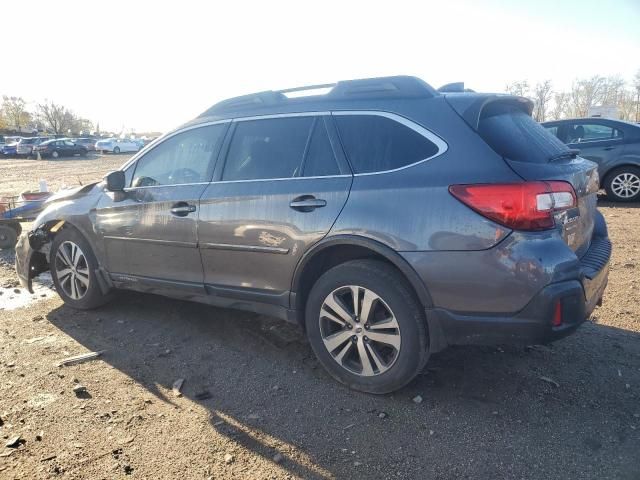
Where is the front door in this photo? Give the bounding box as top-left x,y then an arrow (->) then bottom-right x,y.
95,123 -> 228,286
198,114 -> 352,303
564,121 -> 625,177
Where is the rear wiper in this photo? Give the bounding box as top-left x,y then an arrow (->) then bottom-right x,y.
549,149 -> 580,162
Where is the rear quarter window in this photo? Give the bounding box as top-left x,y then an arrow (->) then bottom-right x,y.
334,114 -> 440,174
479,103 -> 569,163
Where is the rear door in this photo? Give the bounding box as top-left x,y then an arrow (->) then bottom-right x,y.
95,123 -> 228,286
476,102 -> 599,256
198,114 -> 352,304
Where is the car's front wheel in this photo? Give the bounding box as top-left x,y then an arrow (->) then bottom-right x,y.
605,166 -> 640,202
51,150 -> 59,159
51,227 -> 112,309
305,260 -> 429,394
113,146 -> 120,154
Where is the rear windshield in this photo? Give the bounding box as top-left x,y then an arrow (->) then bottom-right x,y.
478,103 -> 569,163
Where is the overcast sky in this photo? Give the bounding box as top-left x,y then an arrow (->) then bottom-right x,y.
4,0 -> 639,132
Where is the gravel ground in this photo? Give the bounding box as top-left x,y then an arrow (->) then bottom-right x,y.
0,156 -> 639,479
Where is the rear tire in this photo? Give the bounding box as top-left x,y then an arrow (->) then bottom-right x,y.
305,260 -> 429,394
51,150 -> 59,159
113,146 -> 120,154
0,225 -> 18,249
50,227 -> 112,309
604,166 -> 640,202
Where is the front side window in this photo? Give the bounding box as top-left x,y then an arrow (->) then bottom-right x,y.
334,114 -> 439,173
222,117 -> 313,181
568,123 -> 623,143
131,124 -> 226,187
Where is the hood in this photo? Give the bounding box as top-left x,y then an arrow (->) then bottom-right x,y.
44,182 -> 101,205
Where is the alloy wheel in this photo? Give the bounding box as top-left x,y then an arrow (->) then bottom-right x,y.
319,285 -> 401,376
611,172 -> 640,199
54,240 -> 90,300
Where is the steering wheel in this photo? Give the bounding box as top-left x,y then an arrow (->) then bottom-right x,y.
167,168 -> 201,184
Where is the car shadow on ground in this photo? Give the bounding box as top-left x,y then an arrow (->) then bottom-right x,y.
45,290 -> 640,479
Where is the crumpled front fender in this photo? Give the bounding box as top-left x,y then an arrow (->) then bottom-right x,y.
15,232 -> 37,293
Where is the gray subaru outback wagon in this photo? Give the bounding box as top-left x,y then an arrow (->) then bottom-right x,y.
15,76 -> 611,393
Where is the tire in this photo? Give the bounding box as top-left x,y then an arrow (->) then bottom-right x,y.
604,166 -> 640,202
113,146 -> 120,154
10,222 -> 22,237
50,227 -> 112,309
305,260 -> 429,394
0,225 -> 18,249
51,150 -> 59,159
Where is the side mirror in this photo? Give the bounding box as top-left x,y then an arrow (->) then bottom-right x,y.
105,170 -> 126,191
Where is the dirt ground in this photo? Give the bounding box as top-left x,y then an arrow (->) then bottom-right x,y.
0,155 -> 639,480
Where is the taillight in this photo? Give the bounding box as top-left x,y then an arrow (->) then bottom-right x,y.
449,181 -> 577,231
552,300 -> 563,327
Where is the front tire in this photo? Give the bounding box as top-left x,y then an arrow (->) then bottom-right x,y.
51,150 -> 59,159
0,225 -> 18,249
305,260 -> 429,394
50,227 -> 112,309
605,166 -> 640,202
113,146 -> 120,154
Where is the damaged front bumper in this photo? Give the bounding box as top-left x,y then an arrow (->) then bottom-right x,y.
15,229 -> 50,293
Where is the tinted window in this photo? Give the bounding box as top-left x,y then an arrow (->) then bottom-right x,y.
222,117 -> 313,181
544,125 -> 559,138
302,119 -> 340,177
132,124 -> 226,187
478,104 -> 569,163
335,114 -> 439,173
568,123 -> 623,143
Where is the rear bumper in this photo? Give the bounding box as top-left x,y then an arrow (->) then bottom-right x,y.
427,235 -> 610,351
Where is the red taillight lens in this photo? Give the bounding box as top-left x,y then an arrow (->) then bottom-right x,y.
449,181 -> 577,231
552,300 -> 563,327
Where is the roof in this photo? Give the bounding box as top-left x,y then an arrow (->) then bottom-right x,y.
198,75 -> 439,119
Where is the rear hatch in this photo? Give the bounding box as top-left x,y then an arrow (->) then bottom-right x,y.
446,94 -> 599,256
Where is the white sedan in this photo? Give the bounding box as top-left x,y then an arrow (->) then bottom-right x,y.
95,138 -> 142,154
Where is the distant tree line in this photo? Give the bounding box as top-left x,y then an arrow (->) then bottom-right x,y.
0,96 -> 95,136
506,70 -> 640,122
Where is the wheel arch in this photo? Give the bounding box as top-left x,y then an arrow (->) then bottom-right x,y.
291,235 -> 434,323
601,161 -> 640,184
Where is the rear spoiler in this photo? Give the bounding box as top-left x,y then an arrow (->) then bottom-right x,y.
443,93 -> 534,131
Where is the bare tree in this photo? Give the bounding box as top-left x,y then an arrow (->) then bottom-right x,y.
569,76 -> 607,117
2,96 -> 31,131
634,70 -> 640,122
532,80 -> 553,122
550,92 -> 570,120
505,80 -> 530,97
37,101 -> 76,135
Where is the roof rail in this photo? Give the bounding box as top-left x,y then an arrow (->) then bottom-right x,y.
199,76 -> 438,117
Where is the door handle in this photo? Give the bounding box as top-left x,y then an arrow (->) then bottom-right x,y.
603,146 -> 616,151
289,195 -> 327,212
170,202 -> 196,217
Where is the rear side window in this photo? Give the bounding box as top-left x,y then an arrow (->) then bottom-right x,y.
479,104 -> 569,163
334,114 -> 439,174
223,117 -> 314,181
302,119 -> 340,177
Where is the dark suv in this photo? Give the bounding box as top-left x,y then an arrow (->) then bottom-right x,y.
542,117 -> 640,202
15,76 -> 611,393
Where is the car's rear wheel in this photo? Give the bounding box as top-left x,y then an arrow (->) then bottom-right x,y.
113,146 -> 120,154
605,166 -> 640,202
305,260 -> 429,394
51,228 -> 112,309
51,150 -> 59,159
0,225 -> 18,250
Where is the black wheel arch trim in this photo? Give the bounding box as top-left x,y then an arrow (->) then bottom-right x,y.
290,234 -> 434,310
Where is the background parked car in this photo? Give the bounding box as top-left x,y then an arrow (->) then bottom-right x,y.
72,138 -> 97,151
542,118 -> 640,202
95,138 -> 141,154
33,138 -> 88,159
2,136 -> 23,156
16,137 -> 50,157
